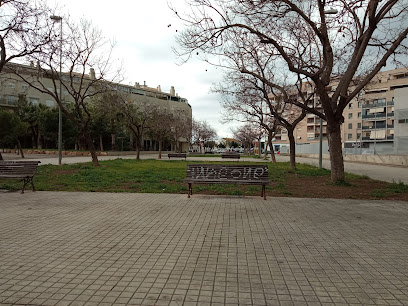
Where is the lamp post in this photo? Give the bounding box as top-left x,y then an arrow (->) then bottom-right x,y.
50,15 -> 63,165
319,118 -> 323,169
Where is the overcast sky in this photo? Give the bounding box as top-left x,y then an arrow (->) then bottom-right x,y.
47,0 -> 239,138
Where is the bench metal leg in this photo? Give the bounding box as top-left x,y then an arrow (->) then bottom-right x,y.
262,184 -> 266,200
21,177 -> 35,194
188,183 -> 192,198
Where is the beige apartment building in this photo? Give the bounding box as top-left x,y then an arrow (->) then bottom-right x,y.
0,62 -> 192,152
274,67 -> 408,154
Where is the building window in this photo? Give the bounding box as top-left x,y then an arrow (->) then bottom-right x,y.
358,101 -> 362,108
348,133 -> 353,140
357,133 -> 361,139
29,97 -> 39,105
45,100 -> 55,107
348,103 -> 353,109
358,123 -> 362,129
398,119 -> 408,124
358,112 -> 362,118
348,113 -> 353,119
22,84 -> 29,90
348,123 -> 352,129
8,82 -> 15,89
7,95 -> 17,105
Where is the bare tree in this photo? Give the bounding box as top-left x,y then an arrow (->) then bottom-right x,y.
173,0 -> 408,182
192,119 -> 217,153
0,0 -> 52,160
233,123 -> 258,154
169,114 -> 192,153
149,110 -> 173,158
0,0 -> 52,73
11,18 -> 122,166
121,100 -> 153,160
217,68 -> 307,168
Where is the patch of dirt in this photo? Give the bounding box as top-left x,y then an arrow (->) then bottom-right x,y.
189,174 -> 408,201
277,174 -> 380,199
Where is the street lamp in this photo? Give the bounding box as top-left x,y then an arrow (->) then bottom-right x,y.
50,15 -> 63,165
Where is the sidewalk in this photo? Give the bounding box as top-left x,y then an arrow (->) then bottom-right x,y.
3,152 -> 408,184
1,191 -> 407,305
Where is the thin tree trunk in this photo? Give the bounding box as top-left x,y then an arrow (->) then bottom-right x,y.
288,129 -> 296,170
136,144 -> 140,160
158,140 -> 162,159
129,132 -> 133,150
17,139 -> 25,158
111,134 -> 116,151
37,129 -> 42,149
31,127 -> 36,149
83,130 -> 99,166
99,135 -> 104,152
0,152 -> 3,160
268,136 -> 276,163
135,135 -> 141,160
328,122 -> 345,182
258,136 -> 262,157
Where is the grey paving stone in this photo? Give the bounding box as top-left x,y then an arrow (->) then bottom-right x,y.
0,192 -> 408,305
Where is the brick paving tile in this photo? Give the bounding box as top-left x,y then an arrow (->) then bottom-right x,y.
0,192 -> 408,305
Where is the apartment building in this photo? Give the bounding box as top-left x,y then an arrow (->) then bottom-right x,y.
0,62 -> 192,152
274,67 -> 408,154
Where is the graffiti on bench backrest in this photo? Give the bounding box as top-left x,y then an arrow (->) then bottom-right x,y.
189,166 -> 267,180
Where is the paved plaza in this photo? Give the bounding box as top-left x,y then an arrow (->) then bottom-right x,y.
0,192 -> 407,305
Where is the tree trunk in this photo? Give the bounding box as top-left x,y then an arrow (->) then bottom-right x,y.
31,127 -> 36,149
158,140 -> 162,159
288,129 -> 296,170
17,139 -> 25,158
37,129 -> 42,149
136,145 -> 140,160
83,130 -> 99,166
111,134 -> 116,151
0,152 -> 3,160
135,136 -> 141,160
99,135 -> 104,152
129,132 -> 133,150
258,136 -> 262,157
327,122 -> 345,182
268,136 -> 276,163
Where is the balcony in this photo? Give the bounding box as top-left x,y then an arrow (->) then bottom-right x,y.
361,136 -> 394,141
362,123 -> 386,130
387,124 -> 394,129
362,113 -> 386,119
388,112 -> 395,117
362,101 -> 386,108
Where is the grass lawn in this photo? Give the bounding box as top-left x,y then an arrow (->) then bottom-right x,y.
1,159 -> 407,200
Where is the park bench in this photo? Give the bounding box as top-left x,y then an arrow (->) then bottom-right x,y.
222,153 -> 240,159
0,160 -> 41,193
168,153 -> 187,160
184,164 -> 270,200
